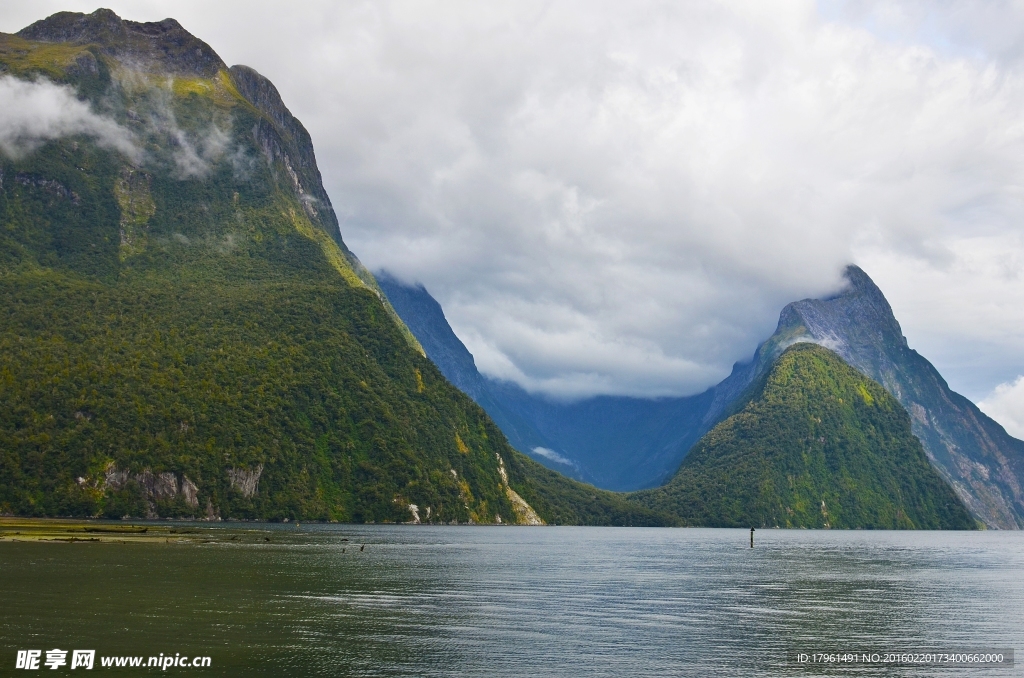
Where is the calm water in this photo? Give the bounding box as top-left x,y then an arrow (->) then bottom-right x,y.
1,526 -> 1022,676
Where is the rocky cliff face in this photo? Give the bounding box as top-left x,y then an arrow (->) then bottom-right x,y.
224,64 -> 411,336
228,64 -> 345,251
762,266 -> 1024,528
17,9 -> 225,78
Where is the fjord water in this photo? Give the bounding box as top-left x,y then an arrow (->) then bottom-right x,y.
2,527 -> 1021,677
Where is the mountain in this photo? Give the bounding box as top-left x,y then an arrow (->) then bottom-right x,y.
375,272 -> 578,477
378,268 -> 1024,528
631,343 -> 977,529
376,272 -> 715,489
756,267 -> 1024,529
0,9 -> 676,526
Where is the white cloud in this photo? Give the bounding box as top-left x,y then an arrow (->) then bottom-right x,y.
169,122 -> 232,179
6,2 -> 1024,401
978,376 -> 1024,439
531,447 -> 577,468
124,77 -> 234,179
0,76 -> 140,161
296,1 -> 1024,399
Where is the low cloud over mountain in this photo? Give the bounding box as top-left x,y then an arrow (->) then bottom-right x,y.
0,76 -> 139,160
8,2 -> 1024,422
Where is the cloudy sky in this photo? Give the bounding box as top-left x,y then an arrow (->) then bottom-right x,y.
4,1 -> 1024,433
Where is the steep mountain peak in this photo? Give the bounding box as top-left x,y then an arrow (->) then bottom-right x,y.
839,263 -> 881,296
693,263 -> 1024,527
227,63 -> 345,249
819,264 -> 899,324
764,265 -> 1024,528
7,9 -> 418,348
16,8 -> 225,78
774,264 -> 908,366
696,265 -> 902,429
12,10 -> 348,252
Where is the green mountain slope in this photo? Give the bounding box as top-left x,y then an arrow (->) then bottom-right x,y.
766,266 -> 1024,529
0,10 -> 674,526
632,343 -> 976,529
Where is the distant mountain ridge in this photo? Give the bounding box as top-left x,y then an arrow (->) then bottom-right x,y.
379,267 -> 1024,528
376,271 -> 717,489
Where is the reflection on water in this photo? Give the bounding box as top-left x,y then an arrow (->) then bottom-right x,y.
1,526 -> 1021,676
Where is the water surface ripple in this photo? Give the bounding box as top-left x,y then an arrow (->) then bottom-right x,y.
2,526 -> 1021,676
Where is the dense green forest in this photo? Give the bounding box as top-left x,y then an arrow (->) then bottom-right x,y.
632,343 -> 976,529
0,13 -> 978,529
0,16 -> 677,525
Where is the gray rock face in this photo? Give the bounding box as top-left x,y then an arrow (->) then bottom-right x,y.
227,65 -> 402,321
228,64 -> 346,251
763,266 -> 1024,529
17,9 -> 225,78
103,465 -> 201,510
227,464 -> 263,498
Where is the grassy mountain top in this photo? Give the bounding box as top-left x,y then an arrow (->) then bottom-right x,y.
0,11 -> 674,526
632,343 -> 976,529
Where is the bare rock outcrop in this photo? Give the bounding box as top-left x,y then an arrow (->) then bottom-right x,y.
103,464 -> 200,507
227,464 -> 263,498
495,453 -> 544,526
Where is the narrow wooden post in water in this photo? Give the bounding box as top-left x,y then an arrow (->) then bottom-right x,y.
750,527 -> 754,548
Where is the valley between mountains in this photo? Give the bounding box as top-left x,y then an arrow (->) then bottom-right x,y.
3,9 -> 1020,529
380,266 -> 1024,529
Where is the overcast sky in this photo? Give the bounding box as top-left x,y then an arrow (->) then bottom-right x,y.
4,1 -> 1024,433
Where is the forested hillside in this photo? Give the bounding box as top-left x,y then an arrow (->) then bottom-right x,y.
0,9 -> 675,526
633,344 -> 976,529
